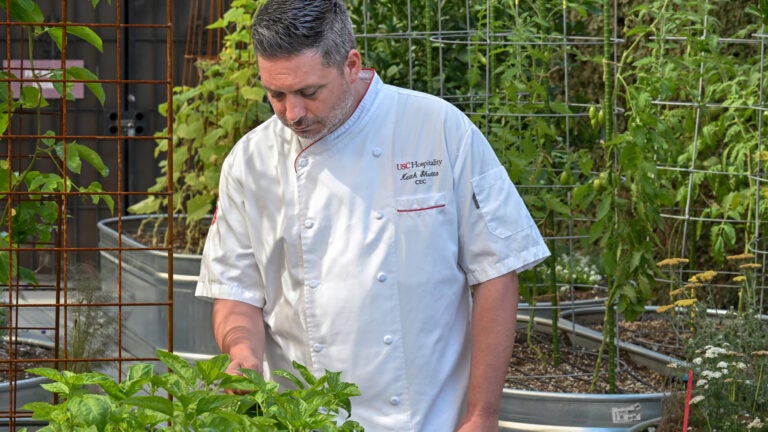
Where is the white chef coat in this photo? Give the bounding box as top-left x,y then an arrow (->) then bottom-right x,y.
196,69 -> 550,431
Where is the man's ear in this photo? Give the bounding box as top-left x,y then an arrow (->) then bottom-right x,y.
345,49 -> 363,81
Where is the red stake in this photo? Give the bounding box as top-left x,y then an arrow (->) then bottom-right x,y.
682,370 -> 694,430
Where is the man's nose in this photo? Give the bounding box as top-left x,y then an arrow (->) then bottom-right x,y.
284,95 -> 306,123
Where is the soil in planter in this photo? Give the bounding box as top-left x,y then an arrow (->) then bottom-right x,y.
590,318 -> 689,359
506,328 -> 676,394
0,339 -> 54,382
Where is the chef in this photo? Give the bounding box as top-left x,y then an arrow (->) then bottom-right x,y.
195,0 -> 550,430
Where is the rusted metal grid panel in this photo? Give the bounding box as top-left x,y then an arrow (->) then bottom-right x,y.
0,1 -> 173,429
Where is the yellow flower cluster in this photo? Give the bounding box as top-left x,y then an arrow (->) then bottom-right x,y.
726,253 -> 755,262
656,257 -> 689,267
657,298 -> 698,313
689,270 -> 717,284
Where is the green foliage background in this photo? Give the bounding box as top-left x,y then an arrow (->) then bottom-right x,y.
132,0 -> 767,312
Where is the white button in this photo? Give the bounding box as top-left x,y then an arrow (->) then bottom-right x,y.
304,219 -> 315,229
298,158 -> 309,168
374,211 -> 384,220
372,147 -> 382,157
383,335 -> 394,345
376,272 -> 387,282
313,343 -> 324,353
307,280 -> 320,289
389,396 -> 400,406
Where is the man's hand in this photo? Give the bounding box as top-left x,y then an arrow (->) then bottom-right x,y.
225,344 -> 263,376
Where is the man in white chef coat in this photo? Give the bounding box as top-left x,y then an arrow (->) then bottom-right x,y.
195,0 -> 550,430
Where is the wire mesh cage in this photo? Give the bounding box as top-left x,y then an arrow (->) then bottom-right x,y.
0,0 -> 766,430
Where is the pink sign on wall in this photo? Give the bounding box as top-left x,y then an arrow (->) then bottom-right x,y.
3,59 -> 86,99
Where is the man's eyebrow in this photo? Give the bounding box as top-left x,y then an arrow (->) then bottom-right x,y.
262,84 -> 323,95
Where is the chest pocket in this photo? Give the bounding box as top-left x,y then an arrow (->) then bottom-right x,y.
471,166 -> 522,238
396,193 -> 447,213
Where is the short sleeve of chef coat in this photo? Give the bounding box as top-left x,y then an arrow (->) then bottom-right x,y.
454,125 -> 551,286
195,152 -> 266,308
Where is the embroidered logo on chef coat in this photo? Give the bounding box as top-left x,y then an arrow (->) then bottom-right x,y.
396,158 -> 443,185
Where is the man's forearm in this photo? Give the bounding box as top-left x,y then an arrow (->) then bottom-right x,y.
464,272 -> 519,422
212,298 -> 266,374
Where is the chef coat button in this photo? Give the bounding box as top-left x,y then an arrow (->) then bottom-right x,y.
313,343 -> 324,353
374,211 -> 384,220
372,147 -> 382,157
304,219 -> 315,229
298,158 -> 309,168
307,280 -> 320,289
389,396 -> 400,406
376,272 -> 387,282
383,335 -> 394,345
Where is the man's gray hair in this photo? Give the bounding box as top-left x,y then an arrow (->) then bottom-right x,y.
252,0 -> 356,70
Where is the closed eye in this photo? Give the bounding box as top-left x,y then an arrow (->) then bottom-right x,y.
299,88 -> 319,98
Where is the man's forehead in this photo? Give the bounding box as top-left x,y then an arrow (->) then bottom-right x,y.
257,52 -> 332,91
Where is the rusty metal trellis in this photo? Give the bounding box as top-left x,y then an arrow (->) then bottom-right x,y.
0,0 -> 174,430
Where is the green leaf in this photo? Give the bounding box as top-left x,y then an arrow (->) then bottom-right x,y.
197,353 -> 230,385
121,395 -> 174,418
68,394 -> 112,431
46,27 -> 64,52
195,394 -> 236,416
543,195 -> 571,215
176,119 -> 204,139
156,350 -> 198,386
596,194 -> 613,221
0,112 -> 9,135
71,143 -> 109,177
40,382 -> 70,395
0,251 -> 11,285
21,401 -> 56,417
61,143 -> 83,174
186,194 -> 213,222
127,196 -> 163,215
241,86 -> 264,101
117,363 -> 155,396
66,25 -> 103,52
18,266 -> 38,284
19,85 -> 48,109
65,67 -> 105,105
25,367 -> 64,382
2,0 -> 44,23
271,368 -> 305,390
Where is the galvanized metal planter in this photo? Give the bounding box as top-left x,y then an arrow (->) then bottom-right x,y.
0,335 -> 54,432
500,314 -> 676,431
518,295 -> 608,320
97,215 -> 218,360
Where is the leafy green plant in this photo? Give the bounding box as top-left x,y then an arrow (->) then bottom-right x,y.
128,0 -> 271,253
22,350 -> 363,432
0,0 -> 113,285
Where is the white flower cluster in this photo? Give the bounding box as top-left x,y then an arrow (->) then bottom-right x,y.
539,252 -> 604,288
687,343 -> 768,431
